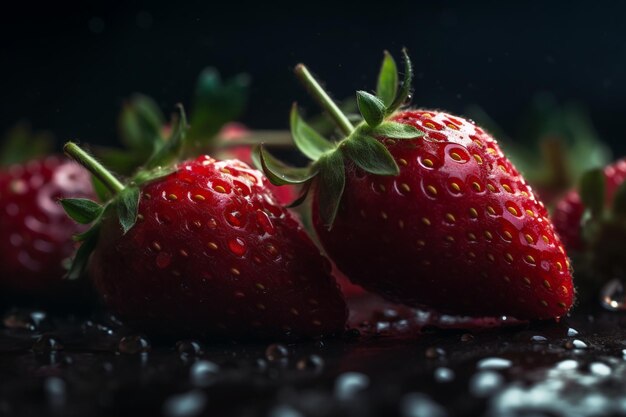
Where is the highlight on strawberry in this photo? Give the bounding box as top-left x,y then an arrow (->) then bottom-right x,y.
257,50 -> 575,320
61,109 -> 347,340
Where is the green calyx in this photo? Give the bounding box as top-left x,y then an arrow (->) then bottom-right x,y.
255,49 -> 423,229
61,108 -> 189,280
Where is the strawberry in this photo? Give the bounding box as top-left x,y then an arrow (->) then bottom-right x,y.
0,124 -> 95,297
258,51 -> 574,320
61,116 -> 347,340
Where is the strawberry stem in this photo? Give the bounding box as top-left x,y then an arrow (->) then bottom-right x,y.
64,142 -> 124,195
294,64 -> 355,136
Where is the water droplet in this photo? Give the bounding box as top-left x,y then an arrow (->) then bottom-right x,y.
118,334 -> 151,354
601,278 -> 626,310
3,310 -> 49,330
227,238 -> 246,256
461,333 -> 475,342
334,372 -> 370,400
590,362 -> 611,376
567,328 -> 579,337
425,347 -> 446,359
400,393 -> 448,417
156,252 -> 172,269
44,377 -> 66,407
190,360 -> 219,387
296,355 -> 324,372
403,93 -> 413,105
163,389 -> 207,417
469,371 -> 504,397
531,335 -> 548,343
477,357 -> 512,370
434,367 -> 455,383
265,343 -> 289,362
33,334 -> 63,352
564,339 -> 588,350
176,340 -> 203,357
268,405 -> 305,417
256,210 -> 275,235
556,359 -> 578,370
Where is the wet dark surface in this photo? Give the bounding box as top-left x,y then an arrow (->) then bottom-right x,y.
2,295 -> 626,417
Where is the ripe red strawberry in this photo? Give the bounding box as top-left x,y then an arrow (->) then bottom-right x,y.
553,158 -> 626,252
259,51 -> 574,320
62,135 -> 347,340
0,123 -> 95,297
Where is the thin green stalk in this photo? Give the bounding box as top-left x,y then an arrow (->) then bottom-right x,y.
64,142 -> 124,194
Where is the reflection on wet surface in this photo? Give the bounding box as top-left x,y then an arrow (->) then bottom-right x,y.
2,294 -> 626,416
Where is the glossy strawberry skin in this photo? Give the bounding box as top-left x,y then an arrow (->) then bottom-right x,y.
0,156 -> 94,294
313,110 -> 574,320
553,158 -> 626,252
89,156 -> 347,340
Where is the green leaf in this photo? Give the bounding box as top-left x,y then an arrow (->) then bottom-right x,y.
116,186 -> 140,234
613,180 -> 626,219
255,145 -> 318,186
66,226 -> 99,280
133,166 -> 176,185
290,104 -> 335,160
92,176 -> 112,202
356,91 -> 386,127
145,104 -> 188,169
579,168 -> 605,217
369,121 -> 424,139
118,94 -> 165,152
187,68 -> 250,146
387,49 -> 413,115
376,51 -> 398,107
316,151 -> 345,229
61,198 -> 103,224
341,135 -> 399,176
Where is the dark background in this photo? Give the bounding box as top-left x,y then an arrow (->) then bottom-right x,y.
2,1 -> 626,153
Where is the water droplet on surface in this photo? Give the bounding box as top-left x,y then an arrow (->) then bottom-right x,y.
265,343 -> 289,362
296,355 -> 324,372
425,347 -> 446,359
118,335 -> 151,354
44,377 -> 66,407
601,279 -> 626,310
564,339 -> 588,350
567,328 -> 579,337
163,389 -> 207,417
434,367 -> 455,383
227,238 -> 246,256
556,359 -> 578,370
477,357 -> 512,370
3,310 -> 49,330
531,335 -> 548,343
334,372 -> 370,400
176,340 -> 203,357
400,392 -> 448,417
470,371 -> 504,397
590,362 -> 611,376
268,405 -> 305,417
190,360 -> 219,387
33,334 -> 63,352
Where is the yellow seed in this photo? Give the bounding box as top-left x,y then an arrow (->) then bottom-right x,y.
473,139 -> 483,147
378,183 -> 386,192
167,193 -> 178,201
421,217 -> 431,226
231,268 -> 241,276
426,185 -> 438,196
566,259 -> 571,269
144,193 -> 152,199
499,165 -> 507,173
137,214 -> 144,221
556,261 -> 563,271
524,234 -> 534,244
521,191 -> 529,197
558,302 -> 567,308
450,182 -> 461,192
257,303 -> 266,310
468,251 -> 476,258
207,242 -> 218,250
193,194 -> 206,201
450,152 -> 462,161
467,232 -> 477,241
447,123 -> 459,130
507,206 -> 519,216
472,182 -> 482,192
220,168 -> 231,174
398,158 -> 408,166
542,235 -> 550,244
525,209 -> 535,217
312,320 -> 322,326
525,255 -> 536,265
484,231 -> 493,240
424,122 -> 436,129
192,220 -> 202,228
473,154 -> 483,164
504,253 -> 513,263
152,241 -> 162,251
543,280 -> 551,289
523,277 -> 531,285
445,213 -> 456,223
445,235 -> 455,243
504,276 -> 511,282
290,308 -> 299,316
486,206 -> 496,215
215,185 -> 227,193
400,183 -> 411,193
540,300 -> 548,307
380,211 -> 388,220
469,208 -> 478,218
422,113 -> 433,118
180,249 -> 188,257
487,254 -> 495,262
416,239 -> 426,247
487,147 -> 497,155
422,158 -> 434,168
487,184 -> 496,192
503,230 -> 512,240
561,285 -> 569,295
502,184 -> 512,193
398,220 -> 405,229
255,283 -> 265,290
